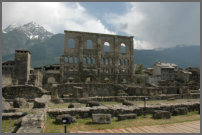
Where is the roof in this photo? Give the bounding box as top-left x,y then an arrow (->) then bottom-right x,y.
154,62 -> 178,69
16,50 -> 31,54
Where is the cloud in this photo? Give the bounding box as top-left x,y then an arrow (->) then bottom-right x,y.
105,2 -> 200,49
2,2 -> 115,34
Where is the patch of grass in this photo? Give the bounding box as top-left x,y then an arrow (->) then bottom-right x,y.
102,102 -> 121,106
132,99 -> 200,107
48,103 -> 86,109
2,119 -> 17,133
43,111 -> 200,133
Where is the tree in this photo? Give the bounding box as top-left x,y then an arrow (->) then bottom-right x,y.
135,64 -> 144,74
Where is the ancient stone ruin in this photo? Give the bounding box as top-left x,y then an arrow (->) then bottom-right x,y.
1,30 -> 200,133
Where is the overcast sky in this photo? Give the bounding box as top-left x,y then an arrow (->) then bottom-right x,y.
2,2 -> 200,49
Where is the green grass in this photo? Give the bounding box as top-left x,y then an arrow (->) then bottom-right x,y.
2,119 -> 17,133
43,111 -> 200,133
131,99 -> 200,107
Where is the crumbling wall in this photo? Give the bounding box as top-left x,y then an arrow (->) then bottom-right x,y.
2,85 -> 49,100
2,74 -> 13,88
57,83 -> 120,97
60,30 -> 134,84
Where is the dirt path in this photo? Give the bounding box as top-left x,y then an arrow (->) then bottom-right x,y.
71,120 -> 200,133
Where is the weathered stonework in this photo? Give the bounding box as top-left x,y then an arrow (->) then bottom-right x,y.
60,30 -> 134,84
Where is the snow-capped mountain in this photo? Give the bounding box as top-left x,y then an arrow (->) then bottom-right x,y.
3,22 -> 54,40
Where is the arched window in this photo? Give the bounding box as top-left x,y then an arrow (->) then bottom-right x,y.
68,39 -> 75,48
87,40 -> 93,49
125,59 -> 128,66
74,57 -> 78,64
104,42 -> 110,52
118,59 -> 121,65
101,58 -> 104,64
93,57 -> 96,64
69,57 -> 73,63
47,77 -> 56,84
64,57 -> 68,63
83,57 -> 87,64
121,43 -> 126,53
105,58 -> 108,64
121,59 -> 124,66
88,57 -> 91,64
109,58 -> 112,65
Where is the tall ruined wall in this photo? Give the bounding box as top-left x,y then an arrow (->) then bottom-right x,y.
2,61 -> 14,87
14,50 -> 31,85
60,31 -> 134,84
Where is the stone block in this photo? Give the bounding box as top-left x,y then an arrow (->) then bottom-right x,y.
172,107 -> 188,116
2,100 -> 11,111
33,98 -> 47,108
122,100 -> 134,106
92,114 -> 111,124
13,98 -> 29,108
86,101 -> 103,107
2,112 -> 27,120
153,110 -> 171,119
118,113 -> 137,121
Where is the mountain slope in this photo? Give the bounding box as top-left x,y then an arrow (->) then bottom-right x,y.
134,45 -> 200,68
4,22 -> 53,40
2,22 -> 200,68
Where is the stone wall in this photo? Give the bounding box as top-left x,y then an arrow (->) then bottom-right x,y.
54,83 -> 194,98
2,85 -> 49,100
47,102 -> 200,118
57,83 -> 119,97
60,30 -> 134,84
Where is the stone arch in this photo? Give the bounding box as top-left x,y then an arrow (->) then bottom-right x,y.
67,77 -> 74,83
104,42 -> 110,52
64,57 -> 68,63
83,57 -> 87,64
121,43 -> 126,53
85,75 -> 97,83
68,38 -> 75,48
69,56 -> 73,63
74,56 -> 78,64
47,77 -> 56,84
86,40 -> 93,49
87,57 -> 91,64
104,77 -> 110,83
93,57 -> 96,64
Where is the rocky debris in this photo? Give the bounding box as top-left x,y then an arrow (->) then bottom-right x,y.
122,100 -> 134,106
173,107 -> 188,116
86,101 -> 103,107
3,108 -> 17,113
153,110 -> 171,119
41,94 -> 51,101
47,102 -> 200,119
92,114 -> 111,124
17,109 -> 46,133
33,97 -> 48,108
55,114 -> 76,124
2,112 -> 27,120
68,103 -> 82,108
167,98 -> 175,100
117,113 -> 137,121
13,98 -> 29,108
14,117 -> 23,126
2,100 -> 12,111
